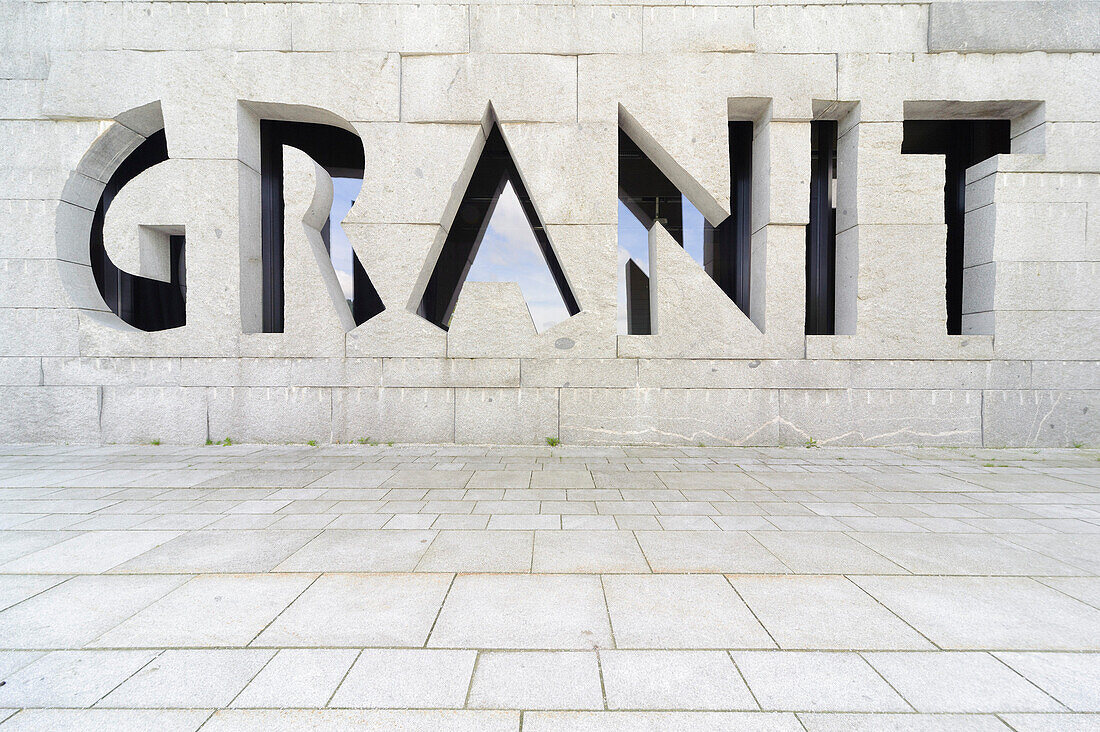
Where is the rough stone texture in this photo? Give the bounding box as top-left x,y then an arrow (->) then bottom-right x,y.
929,2 -> 1100,54
0,0 -> 1097,446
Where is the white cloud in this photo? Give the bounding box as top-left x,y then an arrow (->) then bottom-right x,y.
465,181 -> 571,333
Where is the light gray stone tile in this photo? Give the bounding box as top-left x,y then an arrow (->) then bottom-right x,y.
429,575 -> 611,650
731,575 -> 933,651
562,515 -> 619,531
0,575 -> 68,611
255,574 -> 452,647
486,515 -> 561,530
0,531 -> 180,573
416,531 -> 532,573
635,532 -> 789,573
0,575 -> 187,648
854,576 -> 1100,650
0,650 -> 157,708
330,649 -> 475,709
847,533 -> 1082,575
998,713 -> 1100,732
232,648 -> 358,709
865,652 -> 1065,712
523,711 -> 802,731
748,532 -> 906,574
601,650 -> 756,711
1002,534 -> 1100,575
732,651 -> 910,712
798,713 -> 1012,731
532,531 -> 649,573
603,575 -> 774,649
99,649 -> 274,708
467,651 -> 602,710
995,652 -> 1100,711
0,651 -> 44,679
111,530 -> 319,573
0,709 -> 211,732
200,709 -> 520,731
274,530 -> 436,572
91,574 -> 314,648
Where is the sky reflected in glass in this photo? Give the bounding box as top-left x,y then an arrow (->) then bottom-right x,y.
465,181 -> 571,333
329,176 -> 362,305
616,196 -> 706,333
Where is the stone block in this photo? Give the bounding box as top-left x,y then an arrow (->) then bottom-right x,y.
747,224 -> 807,352
277,147 -> 355,354
345,309 -> 448,359
987,202 -> 1092,263
100,386 -> 207,444
806,333 -> 995,361
454,388 -> 559,444
499,124 -> 617,225
960,262 -> 995,320
0,79 -> 44,120
756,4 -> 927,53
848,360 -> 1030,391
472,5 -> 641,54
0,386 -> 99,443
206,387 -> 333,443
1031,360 -> 1100,390
291,4 -> 467,54
560,387 -> 781,446
43,357 -> 180,387
344,224 -> 446,311
236,53 -> 400,124
0,260 -> 71,308
642,6 -> 754,53
753,120 -> 811,228
580,52 -> 834,126
42,52 -> 166,126
332,387 -> 454,443
993,261 -> 1100,311
838,53 -> 1099,123
0,309 -> 80,357
382,359 -> 520,388
118,3 -> 256,52
929,1 -> 1100,54
850,224 -> 949,338
995,311 -> 1100,361
101,160 -> 187,281
617,223 -> 767,359
180,358 -> 380,388
448,282 -> 538,359
1,200 -> 63,260
0,120 -> 105,200
520,359 -> 637,388
779,389 -> 983,447
637,359 -> 849,390
983,390 -> 1100,447
346,123 -> 484,226
402,54 -> 577,124
76,311 -> 240,359
839,122 -> 946,229
0,358 -> 41,386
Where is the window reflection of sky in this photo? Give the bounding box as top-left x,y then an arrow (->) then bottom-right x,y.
464,181 -> 570,333
329,176 -> 362,305
616,196 -> 706,333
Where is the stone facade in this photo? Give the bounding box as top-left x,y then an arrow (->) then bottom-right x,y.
0,0 -> 1098,446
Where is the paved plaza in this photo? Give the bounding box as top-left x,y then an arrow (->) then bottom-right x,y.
0,444 -> 1096,730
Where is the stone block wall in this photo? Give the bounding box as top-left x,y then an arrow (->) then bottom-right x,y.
0,0 -> 1097,446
